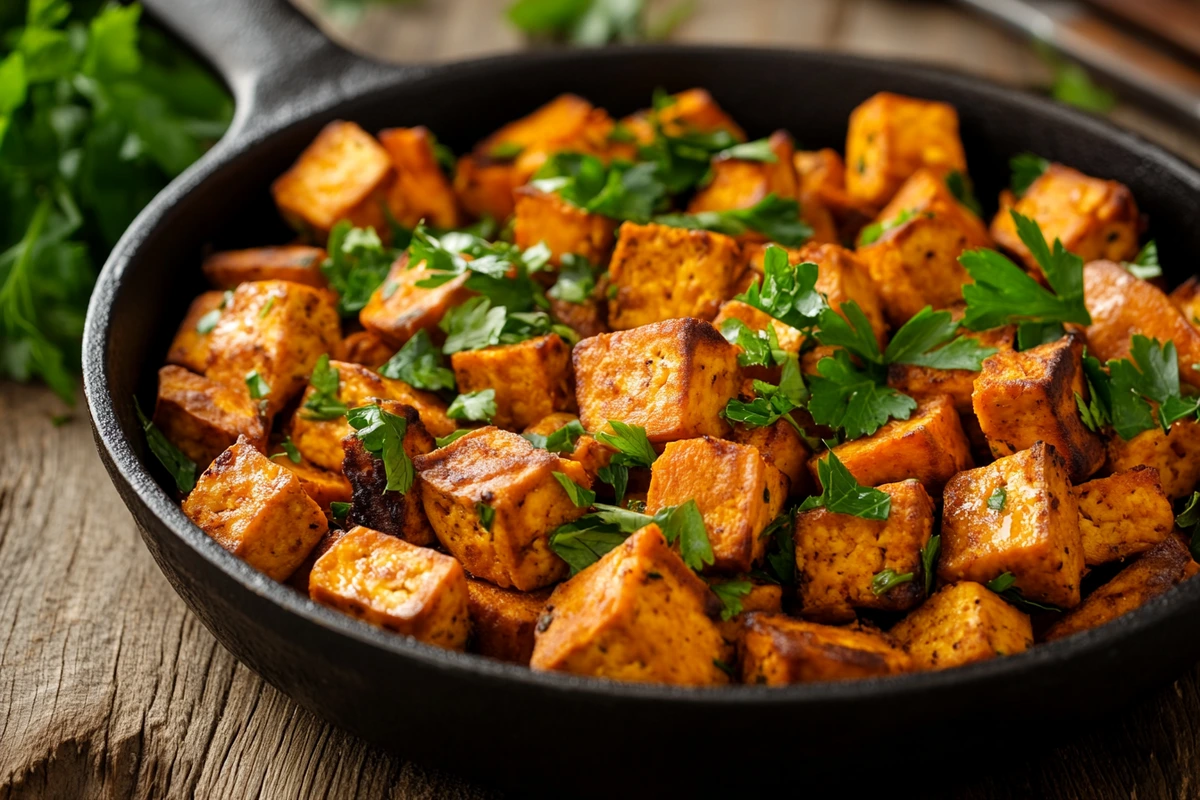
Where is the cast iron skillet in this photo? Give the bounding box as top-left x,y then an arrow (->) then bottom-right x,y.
83,0 -> 1200,793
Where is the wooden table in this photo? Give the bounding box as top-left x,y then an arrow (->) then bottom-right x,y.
3,1 -> 1199,797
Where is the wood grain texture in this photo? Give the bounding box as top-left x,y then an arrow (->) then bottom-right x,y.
3,1 -> 1200,797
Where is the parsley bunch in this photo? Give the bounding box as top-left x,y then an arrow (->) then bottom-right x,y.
439,295 -> 572,354
378,329 -> 455,392
409,223 -> 551,312
593,420 -> 657,504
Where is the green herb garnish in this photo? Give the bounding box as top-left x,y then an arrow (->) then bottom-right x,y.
655,193 -> 813,247
270,436 -> 302,464
447,388 -> 497,422
135,397 -> 197,494
523,419 -> 585,453
987,486 -> 1007,512
379,329 -> 456,391
532,152 -> 666,224
301,354 -> 349,421
920,534 -> 941,596
553,471 -> 596,508
347,403 -> 414,493
244,370 -> 270,400
1122,240 -> 1161,280
476,501 -> 496,531
871,568 -> 914,596
711,579 -> 753,620
799,449 -> 890,520
320,222 -> 398,317
1009,153 -> 1049,197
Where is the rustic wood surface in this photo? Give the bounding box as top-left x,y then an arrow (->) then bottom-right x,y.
3,1 -> 1199,798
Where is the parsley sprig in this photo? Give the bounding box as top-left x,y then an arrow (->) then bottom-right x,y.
734,245 -> 824,331
719,318 -> 790,369
1076,336 -> 1200,440
439,296 -> 571,354
799,449 -> 890,520
531,152 -> 666,224
549,498 -> 714,573
379,330 -> 456,392
722,357 -> 807,433
135,397 -> 196,494
1122,240 -> 1161,280
347,403 -> 414,493
409,224 -> 550,312
523,419 -> 585,453
710,579 -> 753,620
300,354 -> 349,421
321,222 -> 398,317
655,194 -> 813,247
447,388 -> 497,423
593,420 -> 658,503
1009,153 -> 1049,197
986,572 -> 1062,613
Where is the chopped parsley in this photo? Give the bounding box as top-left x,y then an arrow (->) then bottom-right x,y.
435,429 -> 474,448
195,291 -> 232,334
552,471 -> 596,508
734,245 -> 824,331
1083,335 -> 1200,440
1122,240 -> 1161,280
439,296 -> 570,354
871,568 -> 914,596
987,486 -> 1008,511
710,579 -> 753,620
244,370 -> 270,400
655,194 -> 813,247
719,318 -> 789,369
347,404 -> 414,494
593,420 -> 657,504
532,152 -> 666,224
330,501 -> 350,525
799,449 -> 891,520
409,224 -> 550,312
523,419 -> 585,453
986,571 -> 1063,613
320,222 -> 398,317
269,436 -> 301,464
447,388 -> 497,423
722,356 -> 807,433
1009,153 -> 1049,197
300,354 -> 349,421
858,208 -> 918,247
379,330 -> 456,392
476,501 -> 496,531
547,253 -> 598,305
715,138 -> 777,162
550,497 -> 714,573
920,534 -> 941,596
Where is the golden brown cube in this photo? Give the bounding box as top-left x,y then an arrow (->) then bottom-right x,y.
573,318 -> 741,442
1075,467 -> 1174,566
688,130 -> 799,233
414,428 -> 590,591
153,365 -> 267,469
940,442 -> 1084,608
453,154 -> 519,222
971,332 -> 1105,482
1107,418 -> 1200,501
795,480 -> 935,623
740,614 -> 911,685
513,185 -> 617,267
548,292 -> 609,341
378,126 -> 461,230
1169,277 -> 1200,327
466,579 -> 551,665
201,246 -> 327,289
273,449 -> 352,518
606,222 -> 743,330
339,330 -> 394,369
167,291 -> 227,374
794,148 -> 879,236
359,254 -> 475,349
285,527 -> 348,594
730,418 -> 814,498
309,526 -> 469,650
182,438 -> 328,581
450,333 -> 575,431
530,524 -> 729,685
476,94 -> 609,174
890,582 -> 1034,670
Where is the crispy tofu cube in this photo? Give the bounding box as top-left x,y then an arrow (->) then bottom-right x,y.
810,395 -> 973,496
201,246 -> 327,289
450,333 -> 575,431
646,437 -> 787,574
1044,536 -> 1198,641
205,280 -> 342,419
414,428 -> 590,590
844,92 -> 968,208
359,254 -> 475,349
167,291 -> 227,374
1075,467 -> 1174,566
606,222 -> 742,330
530,524 -> 729,685
795,480 -> 935,622
513,186 -> 617,267
740,614 -> 911,684
339,330 -> 394,369
273,448 -> 352,518
271,121 -> 392,236
453,154 -> 518,221
858,168 -> 992,328
971,332 -> 1105,482
940,442 -> 1084,607
466,579 -> 551,665
309,526 -> 469,649
888,320 -> 1015,414
1169,277 -> 1200,327
153,365 -> 267,469
182,438 -> 328,581
688,131 -> 798,219
991,164 -> 1139,270
890,582 -> 1034,670
1107,418 -> 1200,500
730,418 -> 815,498
378,126 -> 461,230
573,318 -> 741,442
1084,260 -> 1200,389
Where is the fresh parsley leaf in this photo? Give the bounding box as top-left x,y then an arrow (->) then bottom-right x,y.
135,397 -> 196,494
270,436 -> 301,464
410,224 -> 548,312
1105,335 -> 1200,438
524,419 -> 585,453
659,498 -> 713,570
195,307 -> 222,334
488,141 -> 524,161
439,296 -> 561,354
920,534 -> 940,596
379,329 -> 456,391
719,317 -> 788,368
553,471 -> 596,508
547,253 -> 597,304
1178,492 -> 1200,561
330,501 -> 350,524
716,138 -> 777,162
596,463 -> 629,505
735,245 -> 824,331
722,358 -> 807,433
533,152 -> 666,224
1076,348 -> 1113,434
762,509 -> 796,585
320,222 -> 397,317
1047,56 -> 1116,114
476,501 -> 496,531
710,579 -> 753,620
447,388 -> 497,422
637,111 -> 738,194
301,354 -> 349,420
1122,240 -> 1161,280
815,301 -> 883,364
871,568 -> 914,596
986,572 -> 1017,594
883,306 -> 996,370
244,370 -> 270,400
563,498 -> 715,572
549,516 -> 629,575
987,486 -> 1007,511
799,449 -> 891,520
435,429 -> 473,448
594,420 -> 657,466
347,404 -> 414,494
807,349 -> 917,441
712,657 -> 736,678
945,170 -> 982,217
858,208 -> 917,247
1009,153 -> 1049,197
655,193 -> 813,247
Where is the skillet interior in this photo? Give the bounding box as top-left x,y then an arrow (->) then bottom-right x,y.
84,46 -> 1200,793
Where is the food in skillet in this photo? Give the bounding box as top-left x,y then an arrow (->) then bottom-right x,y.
143,88 -> 1200,687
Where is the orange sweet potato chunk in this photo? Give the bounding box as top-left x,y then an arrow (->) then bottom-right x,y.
201,246 -> 327,289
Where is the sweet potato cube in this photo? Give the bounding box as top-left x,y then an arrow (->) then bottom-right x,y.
730,418 -> 814,498
1075,467 -> 1174,566
646,437 -> 787,574
285,527 -> 348,594
606,222 -> 743,330
971,332 -> 1104,481
201,246 -> 327,289
339,330 -> 394,369
476,94 -> 604,163
271,121 -> 392,236
167,291 -> 226,374
530,524 -> 728,685
713,299 -> 805,363
648,88 -> 745,140
795,479 -> 935,622
573,318 -> 741,442
740,614 -> 911,684
549,293 -> 609,341
273,448 -> 352,518
182,438 -> 328,581
845,92 -> 968,208
688,130 -> 798,222
513,186 -> 617,267
991,164 -> 1139,270
309,526 -> 469,650
890,582 -> 1033,670
359,253 -> 475,349
1169,277 -> 1200,327
205,280 -> 342,419
450,333 -> 575,431
153,365 -> 267,469
414,428 -> 590,590
810,395 -> 973,496
1107,418 -> 1200,500
378,126 -> 461,230
795,148 -> 878,235
940,442 -> 1084,607
453,154 -> 518,221
467,579 -> 551,665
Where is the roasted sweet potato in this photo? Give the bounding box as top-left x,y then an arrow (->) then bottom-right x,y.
740,614 -> 911,684
513,185 -> 617,267
619,88 -> 745,144
1074,467 -> 1174,566
890,582 -> 1033,670
167,291 -> 227,374
1169,277 -> 1200,327
378,126 -> 461,230
794,148 -> 878,237
273,448 -> 352,518
453,154 -> 519,222
888,319 -> 1015,414
201,246 -> 327,289
154,366 -> 267,469
467,579 -> 551,665
1107,418 -> 1200,500
359,254 -> 475,349
729,418 -> 814,498
688,130 -> 800,238
450,333 -> 576,430
339,330 -> 394,369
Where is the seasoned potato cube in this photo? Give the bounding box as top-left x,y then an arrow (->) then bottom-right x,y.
359,254 -> 475,349
810,395 -> 973,496
388,378 -> 456,439
971,332 -> 1104,482
890,582 -> 1034,670
167,291 -> 227,374
522,413 -> 616,481
689,131 -> 798,217
182,438 -> 328,581
201,246 -> 327,289
467,579 -> 551,665
1169,277 -> 1200,327
340,330 -> 394,369
858,168 -> 991,327
154,365 -> 266,469
513,186 -> 617,267
271,121 -> 392,236
888,321 -> 1015,414
573,318 -> 741,442
453,154 -> 519,222
476,94 -> 607,169
940,442 -> 1084,608
1075,467 -> 1174,566
450,334 -> 575,431
730,418 -> 814,498
991,164 -> 1139,270
530,524 -> 728,685
1107,418 -> 1200,500
1044,536 -> 1198,641
646,437 -> 787,574
1084,260 -> 1200,389
607,222 -> 742,330
740,614 -> 911,684
795,479 -> 935,622
309,526 -> 469,650
273,448 -> 352,518
845,92 -> 967,208
619,88 -> 746,144
205,280 -> 342,419
378,126 -> 461,230
414,428 -> 590,590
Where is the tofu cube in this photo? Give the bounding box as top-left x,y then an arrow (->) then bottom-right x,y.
940,442 -> 1084,608
529,524 -> 729,685
971,332 -> 1105,482
646,437 -> 788,574
450,333 -> 576,431
167,291 -> 226,374
378,126 -> 461,230
890,582 -> 1034,670
730,418 -> 815,498
466,579 -> 552,665
414,428 -> 591,590
1075,467 -> 1174,566
513,185 -> 617,267
359,254 -> 475,349
339,330 -> 394,369
1107,418 -> 1200,500
182,437 -> 328,581
153,365 -> 267,469
740,614 -> 911,684
573,318 -> 741,442
606,222 -> 743,330
273,447 -> 352,518
309,526 -> 470,650
795,479 -> 935,622
201,246 -> 327,289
